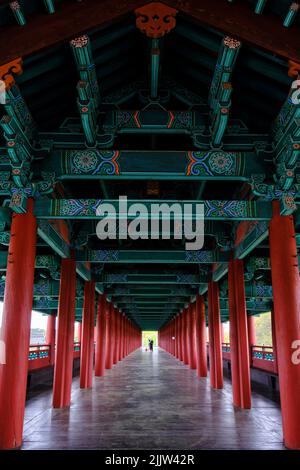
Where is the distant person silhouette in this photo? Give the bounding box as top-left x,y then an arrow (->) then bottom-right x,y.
148,339 -> 154,351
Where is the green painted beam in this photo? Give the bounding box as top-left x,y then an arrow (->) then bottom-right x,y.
36,149 -> 266,181
99,272 -> 205,284
37,220 -> 70,259
76,250 -> 229,264
34,199 -> 272,221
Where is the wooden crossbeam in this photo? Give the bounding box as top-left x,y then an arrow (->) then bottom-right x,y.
37,149 -> 266,181
100,273 -> 204,284
34,199 -> 272,220
76,250 -> 229,264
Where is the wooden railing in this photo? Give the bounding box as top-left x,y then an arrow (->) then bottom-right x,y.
28,344 -> 51,371
73,342 -> 81,359
222,342 -> 231,360
251,344 -> 277,373
207,342 -> 278,375
27,342 -> 82,370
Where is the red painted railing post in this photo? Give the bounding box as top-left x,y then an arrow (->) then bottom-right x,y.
208,280 -> 223,389
52,257 -> 76,408
0,199 -> 36,449
80,280 -> 95,388
269,202 -> 300,449
228,258 -> 251,409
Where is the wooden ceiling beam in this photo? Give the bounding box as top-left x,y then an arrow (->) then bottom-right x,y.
0,0 -> 299,66
165,0 -> 300,62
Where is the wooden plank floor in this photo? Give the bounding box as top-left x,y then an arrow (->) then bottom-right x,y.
22,348 -> 285,450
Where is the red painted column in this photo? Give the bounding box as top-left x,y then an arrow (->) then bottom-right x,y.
174,315 -> 178,358
228,258 -> 251,409
189,304 -> 197,369
186,308 -> 192,365
182,308 -> 189,364
52,258 -> 76,408
117,311 -> 122,361
105,303 -> 114,369
195,294 -> 207,377
95,294 -> 107,376
80,280 -> 95,388
124,317 -> 128,356
78,322 -> 82,344
112,307 -> 118,365
122,314 -> 127,358
119,312 -> 124,360
0,199 -> 36,449
271,308 -> 278,373
208,281 -> 223,389
269,202 -> 300,449
46,314 -> 56,366
247,315 -> 256,366
178,312 -> 183,361
221,323 -> 225,343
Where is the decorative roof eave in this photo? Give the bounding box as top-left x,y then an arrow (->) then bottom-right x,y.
0,0 -> 299,67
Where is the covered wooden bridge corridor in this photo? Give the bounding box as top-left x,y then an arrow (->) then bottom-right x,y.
0,0 -> 300,451
22,347 -> 284,450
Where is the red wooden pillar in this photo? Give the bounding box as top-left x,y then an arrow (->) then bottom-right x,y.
117,310 -> 122,361
178,312 -> 183,361
174,315 -> 178,358
0,199 -> 36,449
208,281 -> 223,389
112,307 -> 118,364
195,294 -> 207,377
221,323 -> 225,343
182,309 -> 188,364
189,304 -> 197,369
46,315 -> 56,364
271,308 -> 278,372
105,303 -> 114,369
228,258 -> 251,409
269,202 -> 300,449
124,317 -> 128,356
119,312 -> 124,360
52,258 -> 76,408
170,319 -> 174,355
180,310 -> 185,361
80,280 -> 95,388
78,322 -> 82,343
186,308 -> 192,364
46,314 -> 56,366
95,294 -> 107,376
247,315 -> 256,366
122,314 -> 127,358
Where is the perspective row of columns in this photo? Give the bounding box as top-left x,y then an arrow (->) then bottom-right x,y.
159,202 -> 300,450
0,199 -> 141,449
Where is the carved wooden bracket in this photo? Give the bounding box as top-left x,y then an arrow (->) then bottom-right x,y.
288,60 -> 300,78
135,2 -> 177,38
0,58 -> 23,90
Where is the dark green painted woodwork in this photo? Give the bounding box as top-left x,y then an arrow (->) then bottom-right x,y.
34,149 -> 266,181
33,199 -> 272,221
0,9 -> 299,330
